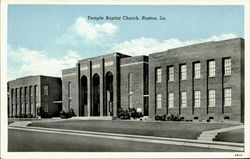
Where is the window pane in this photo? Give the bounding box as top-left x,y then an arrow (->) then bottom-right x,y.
224,88 -> 231,106
156,94 -> 162,109
168,93 -> 174,108
208,60 -> 215,77
224,58 -> 231,76
156,68 -> 162,83
194,62 -> 201,79
128,74 -> 133,93
209,90 -> 216,107
44,85 -> 49,96
168,66 -> 174,81
194,91 -> 201,107
181,92 -> 187,107
180,64 -> 187,80
68,82 -> 72,98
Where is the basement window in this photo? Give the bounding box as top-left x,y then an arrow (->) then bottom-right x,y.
194,117 -> 199,120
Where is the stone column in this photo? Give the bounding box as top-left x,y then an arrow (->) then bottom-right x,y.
113,55 -> 118,117
13,89 -> 16,117
100,58 -> 104,116
9,89 -> 13,117
87,60 -> 92,116
76,63 -> 80,116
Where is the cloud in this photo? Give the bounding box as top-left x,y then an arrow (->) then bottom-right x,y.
57,17 -> 118,45
7,46 -> 80,80
111,33 -> 238,56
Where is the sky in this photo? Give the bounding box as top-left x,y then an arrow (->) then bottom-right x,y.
7,5 -> 244,80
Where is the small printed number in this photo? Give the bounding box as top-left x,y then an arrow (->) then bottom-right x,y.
234,154 -> 242,157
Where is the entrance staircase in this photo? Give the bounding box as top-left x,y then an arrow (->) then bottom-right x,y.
197,125 -> 244,141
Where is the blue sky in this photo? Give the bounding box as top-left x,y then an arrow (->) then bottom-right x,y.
7,5 -> 244,80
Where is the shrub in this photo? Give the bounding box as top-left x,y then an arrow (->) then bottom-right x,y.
167,114 -> 181,121
117,107 -> 130,119
155,114 -> 166,121
69,108 -> 76,117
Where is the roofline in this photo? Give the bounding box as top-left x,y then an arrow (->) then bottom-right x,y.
149,37 -> 244,56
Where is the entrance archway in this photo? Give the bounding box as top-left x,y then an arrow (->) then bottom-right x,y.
80,75 -> 87,116
105,72 -> 113,116
92,73 -> 100,116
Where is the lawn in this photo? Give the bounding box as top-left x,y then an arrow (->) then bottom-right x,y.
9,129 -> 231,152
213,128 -> 244,143
30,120 -> 238,140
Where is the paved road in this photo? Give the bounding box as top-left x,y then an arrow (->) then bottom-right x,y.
8,128 -> 231,152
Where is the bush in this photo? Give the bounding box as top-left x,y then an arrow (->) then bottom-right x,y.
166,114 -> 181,121
59,109 -> 75,119
155,114 -> 166,121
69,108 -> 76,117
117,107 -> 130,119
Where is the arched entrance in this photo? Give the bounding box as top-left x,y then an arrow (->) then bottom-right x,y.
80,75 -> 87,116
105,72 -> 113,116
92,73 -> 100,116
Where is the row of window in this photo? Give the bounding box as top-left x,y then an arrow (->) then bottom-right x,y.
156,58 -> 231,82
10,85 -> 39,102
11,102 -> 38,115
156,88 -> 232,109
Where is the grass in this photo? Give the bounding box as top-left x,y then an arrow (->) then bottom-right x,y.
30,120 -> 238,140
9,128 -> 231,152
213,128 -> 244,143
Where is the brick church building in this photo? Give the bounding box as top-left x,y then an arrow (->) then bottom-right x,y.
8,38 -> 245,123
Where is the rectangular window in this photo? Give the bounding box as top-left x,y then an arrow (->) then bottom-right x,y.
194,62 -> 201,79
168,66 -> 174,82
168,93 -> 174,108
30,86 -> 33,97
181,92 -> 187,108
16,104 -> 20,116
20,87 -> 23,98
35,85 -> 38,97
68,82 -> 72,99
156,68 -> 162,83
128,73 -> 133,93
194,91 -> 201,107
224,58 -> 231,76
44,85 -> 49,96
180,64 -> 187,80
16,88 -> 19,98
13,104 -> 16,116
11,89 -> 14,101
25,87 -> 28,101
44,103 -> 49,113
224,88 -> 231,106
156,94 -> 162,109
128,95 -> 133,108
208,60 -> 216,77
25,103 -> 29,114
31,103 -> 34,115
209,90 -> 216,107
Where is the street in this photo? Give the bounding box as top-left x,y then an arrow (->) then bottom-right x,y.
8,128 -> 230,152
